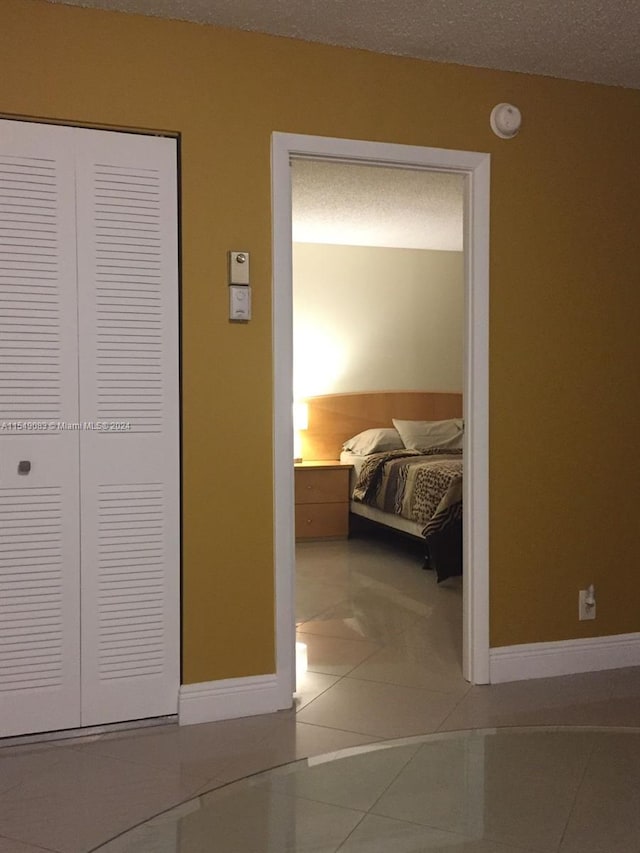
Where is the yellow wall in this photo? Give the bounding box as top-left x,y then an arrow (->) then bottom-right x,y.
2,0 -> 640,681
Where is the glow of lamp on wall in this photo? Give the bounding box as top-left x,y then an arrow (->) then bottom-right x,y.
293,401 -> 309,463
293,322 -> 347,398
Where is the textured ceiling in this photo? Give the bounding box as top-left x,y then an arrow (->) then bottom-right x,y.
292,161 -> 463,251
45,0 -> 636,250
48,0 -> 640,89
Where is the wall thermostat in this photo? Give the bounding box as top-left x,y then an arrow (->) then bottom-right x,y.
490,103 -> 522,139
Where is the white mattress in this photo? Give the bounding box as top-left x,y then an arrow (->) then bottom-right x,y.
339,450 -> 366,491
340,450 -> 424,539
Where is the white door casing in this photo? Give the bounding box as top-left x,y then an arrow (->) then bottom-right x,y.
271,133 -> 490,707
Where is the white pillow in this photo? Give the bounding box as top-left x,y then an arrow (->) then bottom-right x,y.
342,427 -> 404,456
392,418 -> 464,452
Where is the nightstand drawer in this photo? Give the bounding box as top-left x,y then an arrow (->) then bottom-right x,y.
295,468 -> 350,504
295,502 -> 349,539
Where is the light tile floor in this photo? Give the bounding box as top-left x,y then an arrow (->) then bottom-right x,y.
97,729 -> 640,853
0,534 -> 639,852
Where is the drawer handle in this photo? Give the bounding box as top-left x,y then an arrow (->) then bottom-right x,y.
306,484 -> 312,490
306,518 -> 312,524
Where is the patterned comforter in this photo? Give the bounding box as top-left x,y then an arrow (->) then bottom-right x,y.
352,448 -> 462,539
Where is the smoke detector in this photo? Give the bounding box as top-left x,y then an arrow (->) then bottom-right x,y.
490,103 -> 522,139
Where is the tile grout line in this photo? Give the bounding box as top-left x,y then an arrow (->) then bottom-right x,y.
0,753 -> 69,803
554,731 -> 601,852
0,830 -> 62,853
290,718 -> 386,742
434,680 -> 475,732
38,741 -> 211,787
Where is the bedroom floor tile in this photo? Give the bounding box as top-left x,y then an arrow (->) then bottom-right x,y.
356,567 -> 434,597
294,540 -> 356,585
295,536 -> 463,696
295,676 -> 461,738
296,631 -> 381,677
296,536 -> 439,604
394,620 -> 464,668
295,578 -> 350,623
298,593 -> 426,644
347,638 -> 470,695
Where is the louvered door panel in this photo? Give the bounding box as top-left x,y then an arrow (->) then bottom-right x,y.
0,154 -> 62,425
0,121 -> 81,737
0,473 -> 80,736
76,130 -> 179,725
92,161 -> 164,434
0,486 -> 65,690
0,128 -> 80,429
96,484 -> 166,682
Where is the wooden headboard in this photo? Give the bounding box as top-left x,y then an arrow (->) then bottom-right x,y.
301,391 -> 463,461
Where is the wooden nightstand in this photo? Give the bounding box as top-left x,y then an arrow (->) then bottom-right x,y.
294,461 -> 353,540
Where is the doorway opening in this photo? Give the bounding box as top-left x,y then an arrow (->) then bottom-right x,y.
271,133 -> 490,710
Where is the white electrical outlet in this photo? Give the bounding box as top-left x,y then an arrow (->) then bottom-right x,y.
578,586 -> 596,621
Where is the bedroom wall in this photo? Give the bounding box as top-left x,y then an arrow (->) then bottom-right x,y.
293,243 -> 464,397
2,0 -> 640,681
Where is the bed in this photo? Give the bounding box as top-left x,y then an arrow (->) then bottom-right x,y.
300,391 -> 464,582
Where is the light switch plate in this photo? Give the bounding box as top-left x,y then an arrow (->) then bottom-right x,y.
229,251 -> 250,285
229,285 -> 251,321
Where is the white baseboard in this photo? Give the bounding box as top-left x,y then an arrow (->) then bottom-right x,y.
179,674 -> 290,726
490,632 -> 640,684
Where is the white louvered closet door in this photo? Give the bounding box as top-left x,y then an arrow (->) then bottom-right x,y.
0,121 -> 82,736
75,130 -> 179,725
0,120 -> 179,738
